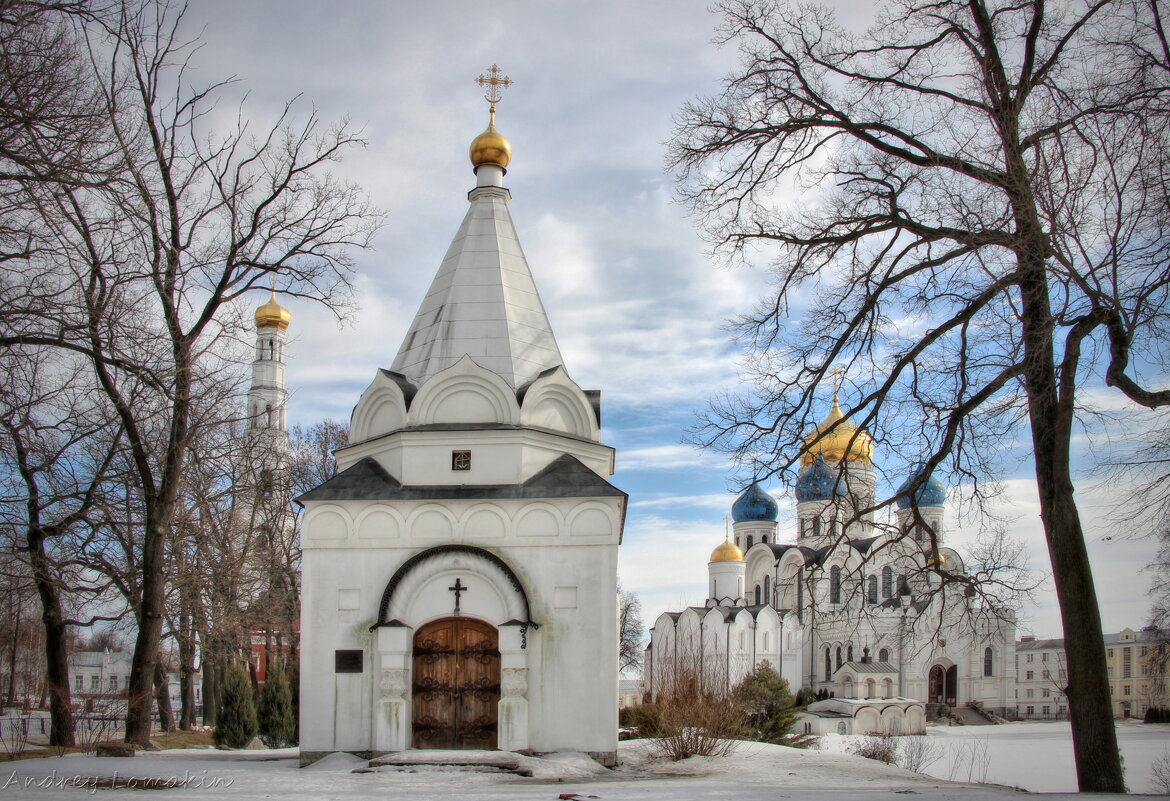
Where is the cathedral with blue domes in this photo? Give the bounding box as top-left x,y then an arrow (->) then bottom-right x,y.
645,397 -> 1017,734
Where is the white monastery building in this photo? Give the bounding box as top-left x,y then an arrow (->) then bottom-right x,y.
646,399 -> 1017,734
297,80 -> 625,765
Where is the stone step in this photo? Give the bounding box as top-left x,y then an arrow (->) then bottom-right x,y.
949,707 -> 995,725
367,749 -> 529,775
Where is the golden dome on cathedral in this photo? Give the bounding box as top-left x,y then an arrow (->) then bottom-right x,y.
799,397 -> 874,466
255,287 -> 290,330
469,109 -> 512,170
710,537 -> 745,563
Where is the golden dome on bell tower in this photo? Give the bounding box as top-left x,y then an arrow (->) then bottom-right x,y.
800,396 -> 874,466
255,285 -> 290,330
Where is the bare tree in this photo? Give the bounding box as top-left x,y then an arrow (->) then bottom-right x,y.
618,580 -> 644,674
0,348 -> 128,746
1,0 -> 381,744
670,0 -> 1170,790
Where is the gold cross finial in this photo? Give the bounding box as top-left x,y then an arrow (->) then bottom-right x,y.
475,64 -> 513,112
724,515 -> 731,538
829,366 -> 844,400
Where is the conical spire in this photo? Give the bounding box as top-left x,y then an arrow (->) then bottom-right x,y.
391,84 -> 564,390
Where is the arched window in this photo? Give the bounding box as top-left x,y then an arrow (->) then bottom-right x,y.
763,575 -> 771,606
747,535 -> 754,549
867,575 -> 878,604
754,584 -> 761,605
878,647 -> 890,663
898,574 -> 910,595
835,646 -> 843,670
265,403 -> 273,426
824,648 -> 832,681
268,340 -> 274,360
800,518 -> 808,537
797,570 -> 804,609
882,566 -> 893,599
813,517 -> 822,537
830,565 -> 841,603
847,644 -> 854,663
984,647 -> 994,677
761,534 -> 768,544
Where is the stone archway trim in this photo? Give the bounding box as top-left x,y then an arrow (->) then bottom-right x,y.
370,543 -> 539,633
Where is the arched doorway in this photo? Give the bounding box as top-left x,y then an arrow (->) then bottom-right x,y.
928,663 -> 958,706
412,618 -> 500,749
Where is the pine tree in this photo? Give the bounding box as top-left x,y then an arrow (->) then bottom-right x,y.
733,661 -> 799,743
214,664 -> 258,748
257,666 -> 296,747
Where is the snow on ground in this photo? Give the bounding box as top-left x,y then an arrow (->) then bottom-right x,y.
816,720 -> 1169,794
0,735 -> 1133,801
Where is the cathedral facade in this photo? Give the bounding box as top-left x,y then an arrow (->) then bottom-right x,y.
297,91 -> 624,764
646,400 -> 1017,731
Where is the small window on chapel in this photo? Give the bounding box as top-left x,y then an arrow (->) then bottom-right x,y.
452,450 -> 471,471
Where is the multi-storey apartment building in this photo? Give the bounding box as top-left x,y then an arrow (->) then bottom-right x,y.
1105,627 -> 1168,718
1014,636 -> 1069,719
1015,627 -> 1168,719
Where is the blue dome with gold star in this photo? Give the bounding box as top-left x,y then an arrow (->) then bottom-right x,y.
895,463 -> 947,509
732,483 -> 778,522
795,454 -> 843,502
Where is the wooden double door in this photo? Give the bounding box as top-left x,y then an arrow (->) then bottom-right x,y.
411,618 -> 500,749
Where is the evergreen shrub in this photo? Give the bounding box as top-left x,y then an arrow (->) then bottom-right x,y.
214,664 -> 257,748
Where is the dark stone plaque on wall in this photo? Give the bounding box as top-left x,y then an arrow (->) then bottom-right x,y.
335,649 -> 364,673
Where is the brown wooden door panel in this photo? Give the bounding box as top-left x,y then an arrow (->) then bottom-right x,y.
412,618 -> 499,749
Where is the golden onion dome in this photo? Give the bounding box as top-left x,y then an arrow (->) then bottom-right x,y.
469,109 -> 512,169
710,537 -> 745,563
800,397 -> 874,466
255,287 -> 290,330
927,551 -> 947,568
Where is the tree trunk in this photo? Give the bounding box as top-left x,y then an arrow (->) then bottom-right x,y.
124,516 -> 167,745
153,660 -> 175,733
7,603 -> 19,706
1019,248 -> 1125,792
176,606 -> 196,730
202,655 -> 218,728
27,527 -> 74,747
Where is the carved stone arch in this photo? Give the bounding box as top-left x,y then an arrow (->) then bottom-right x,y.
351,370 -> 413,443
515,502 -> 565,538
566,501 -> 616,538
304,503 -> 352,540
405,504 -> 459,541
353,504 -> 406,540
459,503 -> 510,540
411,355 -> 520,426
519,367 -> 598,440
373,544 -> 536,629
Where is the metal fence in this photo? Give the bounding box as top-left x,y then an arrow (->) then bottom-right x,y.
0,715 -> 124,737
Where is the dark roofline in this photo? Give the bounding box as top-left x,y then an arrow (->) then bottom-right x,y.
296,453 -> 625,505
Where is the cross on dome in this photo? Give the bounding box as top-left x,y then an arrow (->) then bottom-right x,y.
475,64 -> 513,110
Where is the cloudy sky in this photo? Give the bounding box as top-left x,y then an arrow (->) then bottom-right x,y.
183,1 -> 1158,640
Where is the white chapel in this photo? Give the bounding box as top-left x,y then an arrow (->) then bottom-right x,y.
296,81 -> 625,764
